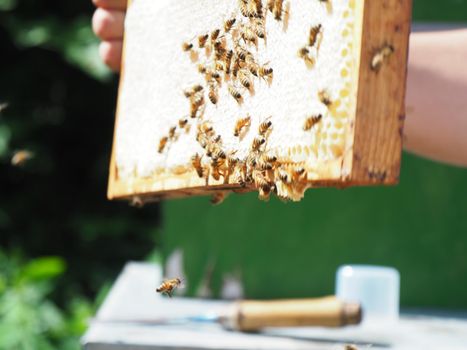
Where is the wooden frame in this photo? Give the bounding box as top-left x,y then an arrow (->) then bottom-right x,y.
108,0 -> 412,202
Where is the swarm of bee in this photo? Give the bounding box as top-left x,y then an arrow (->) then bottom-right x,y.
156,0 -> 340,203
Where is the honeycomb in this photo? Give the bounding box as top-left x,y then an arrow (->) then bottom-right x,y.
113,0 -> 361,202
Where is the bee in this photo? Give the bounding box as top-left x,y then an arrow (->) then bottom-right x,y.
308,24 -> 322,48
238,70 -> 252,89
228,85 -> 243,104
168,126 -> 177,139
251,18 -> 266,38
303,114 -> 322,131
258,119 -> 272,136
273,0 -> 284,20
130,196 -> 145,208
211,158 -> 225,180
298,47 -> 316,67
318,89 -> 332,107
371,44 -> 394,71
158,136 -> 168,153
258,65 -> 273,80
183,84 -> 203,98
225,50 -> 233,74
211,148 -> 226,160
233,115 -> 251,137
211,191 -> 229,205
198,64 -> 208,74
178,118 -> 188,128
318,0 -> 333,14
248,63 -> 259,77
240,25 -> 257,44
182,42 -> 193,52
258,185 -> 271,201
256,157 -> 273,170
198,34 -> 209,48
156,278 -> 183,297
277,168 -> 292,184
239,0 -> 249,17
207,71 -> 222,84
253,171 -> 270,189
344,345 -> 358,350
11,150 -> 33,167
251,136 -> 266,152
267,0 -> 275,12
191,153 -> 204,178
254,0 -> 263,17
208,84 -> 218,105
293,167 -> 307,181
198,121 -> 214,135
261,154 -> 277,164
211,29 -> 221,42
235,45 -> 252,61
224,18 -> 236,32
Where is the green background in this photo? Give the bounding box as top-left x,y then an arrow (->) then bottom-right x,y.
163,0 -> 467,308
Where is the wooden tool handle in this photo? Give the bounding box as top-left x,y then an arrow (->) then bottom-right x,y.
221,296 -> 362,331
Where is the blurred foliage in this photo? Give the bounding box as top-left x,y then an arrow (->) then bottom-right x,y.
0,252 -> 94,350
0,0 -> 162,349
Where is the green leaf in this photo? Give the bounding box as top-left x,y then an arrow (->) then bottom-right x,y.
21,256 -> 66,281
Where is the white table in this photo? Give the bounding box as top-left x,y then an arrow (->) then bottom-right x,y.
82,262 -> 467,350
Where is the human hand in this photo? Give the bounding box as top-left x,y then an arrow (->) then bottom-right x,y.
92,0 -> 127,71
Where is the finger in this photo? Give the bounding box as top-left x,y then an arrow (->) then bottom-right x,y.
92,8 -> 125,40
99,40 -> 123,72
92,0 -> 127,10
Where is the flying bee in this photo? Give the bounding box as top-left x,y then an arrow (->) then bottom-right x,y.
258,65 -> 273,80
248,63 -> 259,77
224,17 -> 236,32
238,70 -> 252,89
158,136 -> 168,153
168,126 -> 177,139
198,34 -> 209,48
191,153 -> 204,178
254,0 -> 263,17
156,278 -> 183,297
182,42 -> 193,52
11,150 -> 33,167
246,0 -> 260,17
208,84 -> 218,105
211,191 -> 229,205
178,118 -> 188,128
234,115 -> 251,137
303,114 -> 322,131
206,71 -> 222,85
228,85 -> 243,104
318,89 -> 332,107
308,24 -> 322,48
183,84 -> 203,98
235,45 -> 251,61
239,0 -> 249,17
371,44 -> 395,71
251,136 -> 266,152
215,60 -> 225,72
